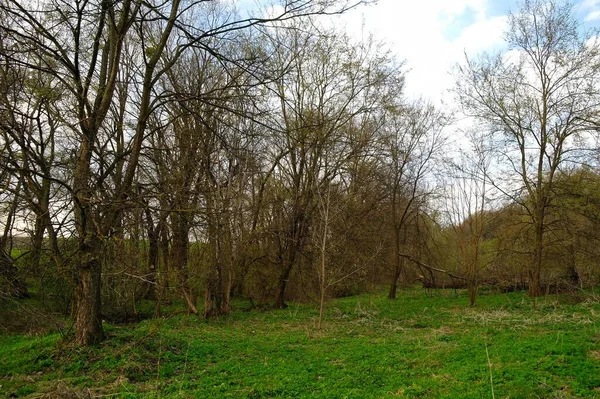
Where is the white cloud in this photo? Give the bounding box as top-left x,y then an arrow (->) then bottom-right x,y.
581,0 -> 600,8
584,9 -> 600,21
452,15 -> 507,53
579,0 -> 600,21
335,0 -> 508,104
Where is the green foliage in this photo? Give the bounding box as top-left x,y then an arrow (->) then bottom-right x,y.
1,289 -> 600,398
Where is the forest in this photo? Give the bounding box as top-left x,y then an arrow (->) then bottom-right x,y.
1,0 -> 600,355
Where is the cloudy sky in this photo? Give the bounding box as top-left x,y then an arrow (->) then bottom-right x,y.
333,0 -> 600,104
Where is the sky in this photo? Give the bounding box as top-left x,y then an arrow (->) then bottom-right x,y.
331,0 -> 600,105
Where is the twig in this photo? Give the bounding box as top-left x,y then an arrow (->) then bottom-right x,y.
485,342 -> 495,399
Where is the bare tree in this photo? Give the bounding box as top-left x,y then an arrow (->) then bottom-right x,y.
0,0 -> 371,345
382,101 -> 447,299
454,0 -> 600,296
263,23 -> 400,308
442,133 -> 493,306
0,32 -> 65,299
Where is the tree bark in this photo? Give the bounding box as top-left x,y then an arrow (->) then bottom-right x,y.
171,214 -> 198,315
529,205 -> 545,297
274,262 -> 293,309
73,237 -> 104,345
274,207 -> 307,309
143,207 -> 160,301
388,227 -> 407,300
388,263 -> 402,300
467,278 -> 478,307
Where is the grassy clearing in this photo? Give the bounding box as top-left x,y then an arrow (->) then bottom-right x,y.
1,289 -> 600,398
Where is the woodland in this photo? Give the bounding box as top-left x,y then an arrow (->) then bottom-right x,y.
1,0 -> 600,356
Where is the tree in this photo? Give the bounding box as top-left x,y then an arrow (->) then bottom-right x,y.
454,0 -> 600,296
0,32 -> 64,300
0,0 -> 370,345
442,133 -> 493,306
382,101 -> 447,299
263,23 -> 400,308
546,166 -> 600,288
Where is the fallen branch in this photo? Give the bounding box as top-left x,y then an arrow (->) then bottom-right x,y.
398,253 -> 467,281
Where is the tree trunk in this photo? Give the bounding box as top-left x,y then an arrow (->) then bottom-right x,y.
203,261 -> 231,318
143,208 -> 159,300
467,278 -> 478,307
30,215 -> 45,275
388,263 -> 401,300
72,126 -> 106,343
274,241 -> 299,309
274,209 -> 306,309
388,227 -> 407,300
567,243 -> 580,288
529,211 -> 544,297
74,238 -> 104,345
274,263 -> 292,309
171,214 -> 198,314
203,212 -> 232,318
154,221 -> 170,318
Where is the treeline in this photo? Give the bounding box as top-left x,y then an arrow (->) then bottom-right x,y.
1,0 -> 600,345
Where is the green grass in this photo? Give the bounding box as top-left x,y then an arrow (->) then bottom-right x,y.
1,289 -> 600,398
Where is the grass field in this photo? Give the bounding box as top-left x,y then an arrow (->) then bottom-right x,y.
1,289 -> 600,398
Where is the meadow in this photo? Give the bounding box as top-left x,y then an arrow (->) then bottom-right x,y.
1,289 -> 600,398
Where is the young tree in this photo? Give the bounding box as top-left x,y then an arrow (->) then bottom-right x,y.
443,134 -> 493,306
454,0 -> 600,296
382,101 -> 447,299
